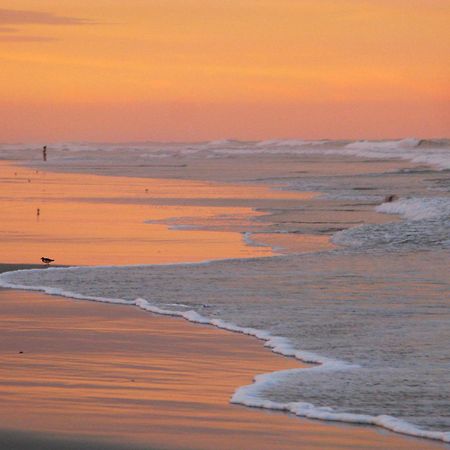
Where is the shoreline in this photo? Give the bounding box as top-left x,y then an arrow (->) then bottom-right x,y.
0,160 -> 446,448
1,265 -> 448,448
0,284 -> 443,450
0,160 -> 327,266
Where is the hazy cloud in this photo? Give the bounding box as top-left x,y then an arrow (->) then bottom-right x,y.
0,8 -> 95,43
0,35 -> 58,42
0,26 -> 17,33
0,8 -> 93,26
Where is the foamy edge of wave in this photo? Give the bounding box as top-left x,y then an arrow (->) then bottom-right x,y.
3,137 -> 449,171
0,268 -> 449,443
376,197 -> 450,221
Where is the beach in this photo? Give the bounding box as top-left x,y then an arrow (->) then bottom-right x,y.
0,287 -> 442,450
0,142 -> 449,449
2,0 -> 449,446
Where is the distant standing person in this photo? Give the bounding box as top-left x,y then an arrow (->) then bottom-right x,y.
43,145 -> 47,162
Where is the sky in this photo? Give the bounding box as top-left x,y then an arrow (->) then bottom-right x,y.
0,0 -> 449,142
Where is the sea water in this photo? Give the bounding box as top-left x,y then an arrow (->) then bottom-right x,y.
0,138 -> 449,442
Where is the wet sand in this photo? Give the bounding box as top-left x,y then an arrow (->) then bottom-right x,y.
0,160 -> 445,448
0,288 -> 442,450
0,161 -> 320,265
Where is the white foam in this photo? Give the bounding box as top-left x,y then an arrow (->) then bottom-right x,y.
376,197 -> 450,221
242,231 -> 271,248
342,139 -> 450,170
346,138 -> 422,151
205,139 -> 241,147
0,270 -> 130,305
2,138 -> 449,170
232,378 -> 450,442
0,268 -> 449,443
255,139 -> 329,148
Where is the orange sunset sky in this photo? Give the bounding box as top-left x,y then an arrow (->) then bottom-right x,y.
1,0 -> 449,142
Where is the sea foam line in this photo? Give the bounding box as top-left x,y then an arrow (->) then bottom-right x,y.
376,197 -> 450,221
0,268 -> 449,444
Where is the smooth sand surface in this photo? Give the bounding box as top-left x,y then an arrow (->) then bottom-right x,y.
0,160 -> 444,449
0,161 -> 327,265
0,288 -> 442,450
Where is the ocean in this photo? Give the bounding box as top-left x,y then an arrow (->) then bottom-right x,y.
0,138 -> 449,443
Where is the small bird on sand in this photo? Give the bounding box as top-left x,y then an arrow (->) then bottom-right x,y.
41,257 -> 54,265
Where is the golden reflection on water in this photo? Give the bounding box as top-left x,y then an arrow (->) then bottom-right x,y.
0,161 -> 314,265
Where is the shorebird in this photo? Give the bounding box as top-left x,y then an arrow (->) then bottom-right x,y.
41,257 -> 54,265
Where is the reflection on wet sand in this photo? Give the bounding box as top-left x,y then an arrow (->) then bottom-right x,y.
1,160 -> 441,449
0,290 -> 438,450
0,161 -> 316,266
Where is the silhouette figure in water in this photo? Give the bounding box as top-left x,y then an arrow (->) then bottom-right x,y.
41,257 -> 54,265
43,146 -> 47,162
